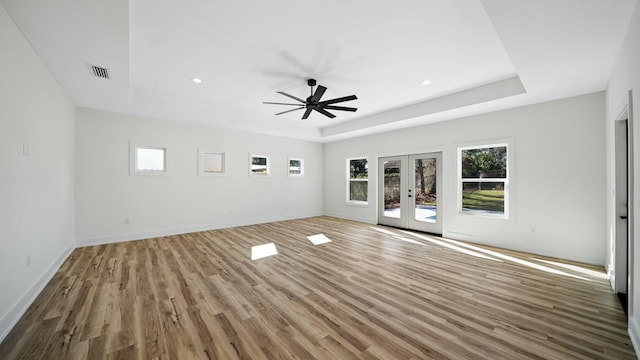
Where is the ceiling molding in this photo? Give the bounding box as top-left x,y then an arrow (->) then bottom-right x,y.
322,76 -> 526,139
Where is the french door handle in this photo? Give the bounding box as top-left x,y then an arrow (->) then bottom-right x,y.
620,215 -> 628,220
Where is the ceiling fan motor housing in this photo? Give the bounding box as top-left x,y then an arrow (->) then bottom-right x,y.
307,79 -> 317,87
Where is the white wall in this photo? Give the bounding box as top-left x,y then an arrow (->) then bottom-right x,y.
0,5 -> 75,342
325,92 -> 606,265
605,1 -> 640,355
75,108 -> 324,246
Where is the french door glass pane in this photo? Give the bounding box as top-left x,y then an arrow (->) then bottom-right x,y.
414,157 -> 437,223
383,160 -> 401,218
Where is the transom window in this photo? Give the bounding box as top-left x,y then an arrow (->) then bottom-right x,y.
250,154 -> 270,176
458,144 -> 508,218
288,158 -> 304,177
199,147 -> 225,176
130,141 -> 168,176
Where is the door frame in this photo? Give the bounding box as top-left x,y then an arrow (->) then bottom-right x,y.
614,117 -> 629,295
611,90 -> 634,317
378,152 -> 443,234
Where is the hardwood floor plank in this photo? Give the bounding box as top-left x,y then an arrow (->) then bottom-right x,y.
215,311 -> 266,360
0,216 -> 635,359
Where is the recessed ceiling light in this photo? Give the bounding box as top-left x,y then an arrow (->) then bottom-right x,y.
421,79 -> 432,86
191,77 -> 202,84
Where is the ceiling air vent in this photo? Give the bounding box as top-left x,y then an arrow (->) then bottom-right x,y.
88,64 -> 110,79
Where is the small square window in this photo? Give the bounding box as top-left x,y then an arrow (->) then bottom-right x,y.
130,141 -> 168,176
249,154 -> 270,176
288,158 -> 304,177
199,147 -> 226,176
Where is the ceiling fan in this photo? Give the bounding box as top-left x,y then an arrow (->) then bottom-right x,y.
263,79 -> 358,120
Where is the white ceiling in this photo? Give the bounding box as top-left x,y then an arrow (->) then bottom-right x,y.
2,0 -> 636,142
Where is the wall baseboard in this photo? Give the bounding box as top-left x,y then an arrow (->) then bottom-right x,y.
76,212 -> 324,247
629,317 -> 640,359
0,241 -> 74,344
608,264 -> 616,292
322,211 -> 376,225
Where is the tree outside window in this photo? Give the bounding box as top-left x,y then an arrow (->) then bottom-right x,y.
348,158 -> 368,203
459,145 -> 508,217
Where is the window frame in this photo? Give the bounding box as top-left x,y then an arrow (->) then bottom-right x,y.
346,157 -> 369,205
198,147 -> 226,177
457,141 -> 511,219
288,157 -> 304,177
249,153 -> 271,177
129,141 -> 169,176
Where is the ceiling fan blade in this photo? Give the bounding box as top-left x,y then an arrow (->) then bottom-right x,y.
263,102 -> 304,106
314,107 -> 336,119
319,94 -> 357,105
277,91 -> 306,103
275,107 -> 305,115
310,85 -> 327,103
323,105 -> 357,112
301,108 -> 313,120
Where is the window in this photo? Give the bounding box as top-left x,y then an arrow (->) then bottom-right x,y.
458,143 -> 508,218
347,157 -> 368,204
130,141 -> 168,176
199,147 -> 225,176
288,158 -> 304,177
249,154 -> 270,176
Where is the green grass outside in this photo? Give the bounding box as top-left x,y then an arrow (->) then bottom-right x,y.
462,189 -> 504,212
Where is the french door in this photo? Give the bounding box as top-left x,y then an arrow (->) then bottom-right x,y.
378,153 -> 442,234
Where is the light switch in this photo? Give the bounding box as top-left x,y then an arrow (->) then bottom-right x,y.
22,143 -> 30,156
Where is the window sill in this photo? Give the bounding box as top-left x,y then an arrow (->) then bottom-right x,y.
457,210 -> 511,222
130,171 -> 169,177
345,201 -> 369,207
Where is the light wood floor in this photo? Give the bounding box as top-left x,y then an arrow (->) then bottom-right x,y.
0,216 -> 635,359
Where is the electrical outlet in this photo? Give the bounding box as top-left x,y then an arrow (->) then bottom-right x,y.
22,143 -> 31,156
27,254 -> 31,266
124,218 -> 130,225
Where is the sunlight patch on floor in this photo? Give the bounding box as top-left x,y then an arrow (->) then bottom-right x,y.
397,230 -> 501,261
307,234 -> 332,245
393,236 -> 424,245
251,243 -> 278,260
371,226 -> 499,261
371,227 -> 399,236
401,231 -> 590,281
371,227 -> 424,244
531,258 -> 608,279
